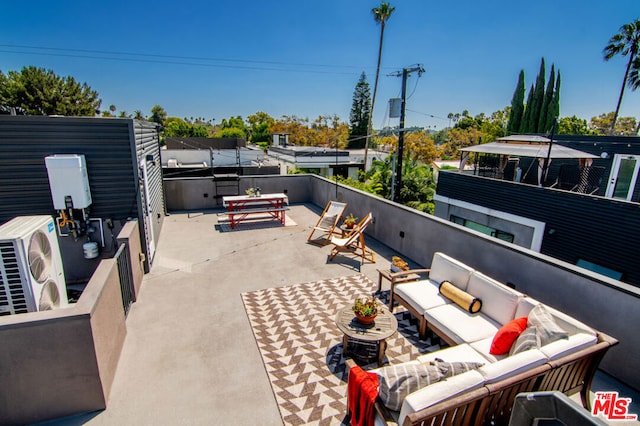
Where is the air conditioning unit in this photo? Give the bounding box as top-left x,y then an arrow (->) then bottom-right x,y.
0,216 -> 68,315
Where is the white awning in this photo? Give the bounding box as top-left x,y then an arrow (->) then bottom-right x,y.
460,141 -> 598,159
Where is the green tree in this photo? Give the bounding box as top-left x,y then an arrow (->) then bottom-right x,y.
520,84 -> 535,133
507,70 -> 525,134
217,115 -> 248,139
603,19 -> 640,134
539,64 -> 555,133
589,112 -> 637,135
365,2 -> 395,168
349,72 -> 372,148
247,111 -> 275,143
149,105 -> 167,125
0,66 -> 100,116
545,71 -> 561,132
558,115 -> 593,135
528,58 -> 546,133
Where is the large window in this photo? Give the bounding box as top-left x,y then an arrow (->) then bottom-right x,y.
576,259 -> 623,281
450,216 -> 515,243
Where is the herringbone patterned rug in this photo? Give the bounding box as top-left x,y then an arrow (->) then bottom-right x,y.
241,274 -> 441,425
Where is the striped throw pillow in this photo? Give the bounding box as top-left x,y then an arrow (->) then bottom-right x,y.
510,326 -> 541,355
527,304 -> 569,346
376,363 -> 443,411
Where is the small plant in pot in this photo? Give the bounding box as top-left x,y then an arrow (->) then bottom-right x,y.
343,214 -> 358,229
352,294 -> 379,324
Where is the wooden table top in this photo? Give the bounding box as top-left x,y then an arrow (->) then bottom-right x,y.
334,305 -> 397,342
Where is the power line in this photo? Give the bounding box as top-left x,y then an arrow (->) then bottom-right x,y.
0,44 -> 398,76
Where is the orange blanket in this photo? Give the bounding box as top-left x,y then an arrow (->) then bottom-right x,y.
348,365 -> 379,426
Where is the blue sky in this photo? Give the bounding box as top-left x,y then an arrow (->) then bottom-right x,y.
1,1 -> 639,130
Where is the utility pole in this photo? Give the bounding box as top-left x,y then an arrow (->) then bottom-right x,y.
391,65 -> 425,202
542,118 -> 557,185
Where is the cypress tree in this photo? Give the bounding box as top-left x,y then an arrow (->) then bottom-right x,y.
520,84 -> 535,133
507,70 -> 525,134
539,64 -> 555,133
349,72 -> 372,148
545,71 -> 561,130
528,58 -> 546,133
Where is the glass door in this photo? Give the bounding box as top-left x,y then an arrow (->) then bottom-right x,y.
606,155 -> 640,201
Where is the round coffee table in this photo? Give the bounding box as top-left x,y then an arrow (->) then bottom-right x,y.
335,305 -> 398,366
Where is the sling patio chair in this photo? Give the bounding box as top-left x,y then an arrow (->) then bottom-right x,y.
328,212 -> 375,263
307,200 -> 347,246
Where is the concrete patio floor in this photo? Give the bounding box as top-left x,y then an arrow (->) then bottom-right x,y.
42,203 -> 639,425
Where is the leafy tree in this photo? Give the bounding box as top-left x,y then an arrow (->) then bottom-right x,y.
349,72 -> 372,148
603,18 -> 640,134
149,105 -> 167,124
358,156 -> 435,213
134,110 -> 145,120
164,117 -> 208,137
507,70 -> 525,134
558,115 -> 593,135
589,112 -> 637,135
0,66 -> 100,116
271,115 -> 310,145
217,127 -> 246,138
365,1 -> 396,168
217,115 -> 248,139
247,111 -> 275,143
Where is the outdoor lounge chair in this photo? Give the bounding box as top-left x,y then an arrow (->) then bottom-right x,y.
307,200 -> 347,246
328,212 -> 375,263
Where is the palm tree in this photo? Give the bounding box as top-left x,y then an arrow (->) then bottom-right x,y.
603,18 -> 640,135
364,2 -> 395,170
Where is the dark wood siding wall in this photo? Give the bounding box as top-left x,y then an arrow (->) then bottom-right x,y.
437,172 -> 640,287
0,116 -> 162,280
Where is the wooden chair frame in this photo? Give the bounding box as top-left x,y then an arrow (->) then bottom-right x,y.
329,212 -> 375,263
307,200 -> 347,246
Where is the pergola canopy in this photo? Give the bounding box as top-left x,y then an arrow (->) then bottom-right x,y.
460,140 -> 598,159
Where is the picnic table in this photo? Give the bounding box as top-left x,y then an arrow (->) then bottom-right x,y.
222,193 -> 289,229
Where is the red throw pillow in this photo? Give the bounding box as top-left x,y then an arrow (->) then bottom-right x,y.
489,317 -> 528,355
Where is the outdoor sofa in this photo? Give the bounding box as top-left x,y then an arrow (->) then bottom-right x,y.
347,252 -> 618,426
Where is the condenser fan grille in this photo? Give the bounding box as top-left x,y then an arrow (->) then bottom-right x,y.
39,280 -> 60,311
28,230 -> 52,283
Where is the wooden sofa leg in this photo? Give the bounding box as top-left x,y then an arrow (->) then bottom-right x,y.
418,318 -> 428,340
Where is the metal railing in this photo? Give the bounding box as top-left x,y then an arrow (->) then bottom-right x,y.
114,242 -> 136,316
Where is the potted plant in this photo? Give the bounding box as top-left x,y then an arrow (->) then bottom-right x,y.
352,294 -> 379,324
343,214 -> 358,229
391,255 -> 409,272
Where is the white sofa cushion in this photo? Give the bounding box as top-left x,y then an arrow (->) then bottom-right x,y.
469,337 -> 504,362
477,348 -> 548,383
428,252 -> 474,291
424,304 -> 501,344
540,332 -> 598,360
515,298 -> 595,338
466,271 -> 522,326
544,305 -> 596,337
398,370 -> 485,426
394,281 -> 450,314
417,343 -> 488,365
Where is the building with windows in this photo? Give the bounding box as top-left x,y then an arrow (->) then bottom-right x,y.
435,134 -> 640,285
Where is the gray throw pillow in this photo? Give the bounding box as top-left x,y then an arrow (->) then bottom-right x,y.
376,363 -> 443,411
376,360 -> 484,411
510,325 -> 541,355
433,360 -> 485,378
527,304 -> 569,346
